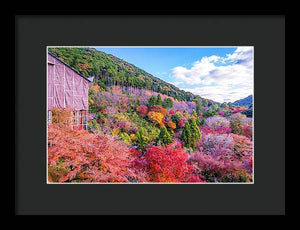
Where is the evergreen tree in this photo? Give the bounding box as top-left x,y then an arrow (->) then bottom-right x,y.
134,127 -> 149,150
196,99 -> 203,115
204,108 -> 217,117
148,96 -> 157,106
180,121 -> 193,150
192,110 -> 197,118
156,94 -> 162,105
156,125 -> 174,145
162,98 -> 173,109
190,119 -> 201,143
195,116 -> 201,126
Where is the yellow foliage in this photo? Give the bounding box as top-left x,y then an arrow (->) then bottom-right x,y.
163,86 -> 170,91
89,98 -> 94,104
130,134 -> 136,140
51,107 -> 72,128
111,128 -> 120,136
147,111 -> 164,126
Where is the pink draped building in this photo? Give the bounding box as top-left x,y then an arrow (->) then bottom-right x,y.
47,52 -> 92,129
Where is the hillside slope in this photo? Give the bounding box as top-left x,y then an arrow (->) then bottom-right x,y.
48,47 -> 217,105
233,95 -> 253,106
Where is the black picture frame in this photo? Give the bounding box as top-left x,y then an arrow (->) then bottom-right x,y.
14,12 -> 285,215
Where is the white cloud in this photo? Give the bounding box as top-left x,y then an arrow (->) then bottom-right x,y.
170,47 -> 253,103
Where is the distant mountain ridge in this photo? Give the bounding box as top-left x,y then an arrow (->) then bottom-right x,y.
48,47 -> 218,105
233,95 -> 253,106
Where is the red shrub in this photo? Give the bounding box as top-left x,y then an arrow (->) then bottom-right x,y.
137,105 -> 148,118
48,124 -> 145,183
169,109 -> 175,115
243,125 -> 252,139
145,142 -> 198,182
178,118 -> 185,128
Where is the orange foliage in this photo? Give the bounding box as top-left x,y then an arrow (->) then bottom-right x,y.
111,85 -> 122,94
90,84 -> 100,92
149,105 -> 167,116
51,107 -> 72,128
168,120 -> 176,131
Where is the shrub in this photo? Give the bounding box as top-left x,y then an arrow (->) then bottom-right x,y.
48,124 -> 145,182
120,132 -> 131,144
178,118 -> 185,128
145,142 -> 197,182
134,127 -> 149,150
229,113 -> 246,135
51,107 -> 72,128
188,151 -> 252,182
199,126 -> 231,135
118,120 -> 138,134
243,125 -> 252,139
224,109 -> 233,117
156,125 -> 174,145
87,119 -> 101,133
136,105 -> 148,118
167,120 -> 176,133
171,112 -> 184,125
230,134 -> 253,159
149,105 -> 168,116
203,108 -> 218,117
218,111 -> 225,116
198,133 -> 234,157
204,115 -> 230,131
147,111 -> 164,126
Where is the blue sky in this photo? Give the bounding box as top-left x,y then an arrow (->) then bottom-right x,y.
94,46 -> 253,103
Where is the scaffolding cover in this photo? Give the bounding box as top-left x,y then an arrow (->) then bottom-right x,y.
47,53 -> 89,111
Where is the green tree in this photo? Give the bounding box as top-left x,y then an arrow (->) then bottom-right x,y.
120,132 -> 131,144
156,125 -> 174,146
195,116 -> 201,126
196,100 -> 203,115
181,121 -> 194,151
190,119 -> 201,143
148,96 -> 157,106
192,110 -> 197,118
224,109 -> 233,117
204,108 -> 217,117
162,98 -> 173,109
134,127 -> 149,150
156,94 -> 162,105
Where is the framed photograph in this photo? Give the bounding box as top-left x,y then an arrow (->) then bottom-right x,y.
46,46 -> 254,184
14,12 -> 285,215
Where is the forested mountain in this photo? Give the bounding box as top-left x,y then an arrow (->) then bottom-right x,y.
233,95 -> 253,107
48,47 -> 217,106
